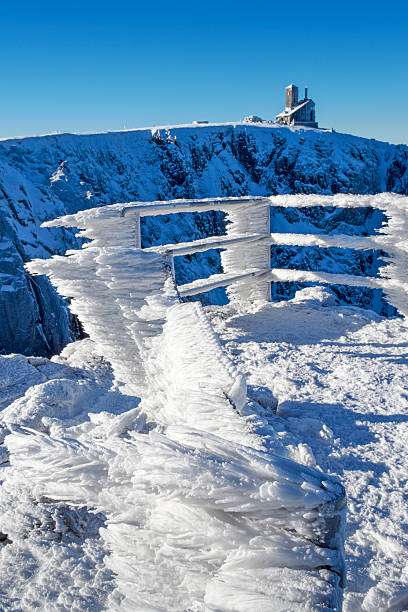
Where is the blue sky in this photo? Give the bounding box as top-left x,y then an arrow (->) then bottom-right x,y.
1,0 -> 407,144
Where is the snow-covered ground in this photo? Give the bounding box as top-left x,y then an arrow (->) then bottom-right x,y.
209,287 -> 408,611
0,313 -> 344,610
1,287 -> 407,610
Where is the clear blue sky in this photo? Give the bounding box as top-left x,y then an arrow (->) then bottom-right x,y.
1,0 -> 407,144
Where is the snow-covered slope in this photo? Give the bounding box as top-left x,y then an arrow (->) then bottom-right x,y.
1,122 -> 408,355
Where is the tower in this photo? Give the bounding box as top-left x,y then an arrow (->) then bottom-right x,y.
286,84 -> 298,109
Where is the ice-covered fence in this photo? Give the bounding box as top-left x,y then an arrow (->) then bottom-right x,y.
30,193 -> 408,315
25,195 -> 349,609
125,192 -> 408,314
26,196 -> 266,393
263,193 -> 408,316
27,230 -> 180,396
27,193 -> 408,389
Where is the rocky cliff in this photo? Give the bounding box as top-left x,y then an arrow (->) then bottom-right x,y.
1,123 -> 407,355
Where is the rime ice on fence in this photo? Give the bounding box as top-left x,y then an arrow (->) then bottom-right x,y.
171,193 -> 408,314
220,198 -> 271,302
267,192 -> 408,317
31,193 -> 408,315
142,301 -> 261,447
27,211 -> 179,395
24,192 -> 408,609
6,423 -> 345,611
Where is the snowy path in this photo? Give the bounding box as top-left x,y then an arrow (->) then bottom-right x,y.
208,288 -> 408,611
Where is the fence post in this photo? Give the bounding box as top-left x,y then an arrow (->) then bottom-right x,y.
133,212 -> 141,249
221,200 -> 270,304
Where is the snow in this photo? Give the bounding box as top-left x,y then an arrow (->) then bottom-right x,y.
2,268 -> 408,609
3,283 -> 408,609
208,287 -> 408,611
0,322 -> 345,610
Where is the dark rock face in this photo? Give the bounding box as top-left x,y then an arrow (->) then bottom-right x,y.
0,124 -> 407,355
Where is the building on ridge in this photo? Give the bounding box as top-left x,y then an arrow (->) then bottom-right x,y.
276,84 -> 318,128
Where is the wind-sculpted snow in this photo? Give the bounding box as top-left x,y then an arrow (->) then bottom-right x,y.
1,123 -> 408,354
4,426 -> 345,611
0,335 -> 346,610
0,341 -> 139,610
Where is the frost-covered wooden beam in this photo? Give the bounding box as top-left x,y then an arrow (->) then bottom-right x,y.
268,268 -> 391,289
268,268 -> 408,316
178,268 -> 270,297
42,196 -> 269,229
143,301 -> 256,445
268,192 -> 407,210
220,200 -> 271,303
178,265 -> 400,299
269,232 -> 385,250
121,196 -> 270,217
144,232 -> 265,256
147,232 -> 387,258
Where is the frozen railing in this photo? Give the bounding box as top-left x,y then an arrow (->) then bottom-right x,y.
32,193 -> 408,319
26,195 -> 349,609
124,192 -> 408,314
26,192 -> 408,394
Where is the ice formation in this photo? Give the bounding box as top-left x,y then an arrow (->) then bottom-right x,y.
267,193 -> 408,317
4,197 -> 350,609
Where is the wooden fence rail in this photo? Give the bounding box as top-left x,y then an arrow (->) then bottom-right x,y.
125,193 -> 408,312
